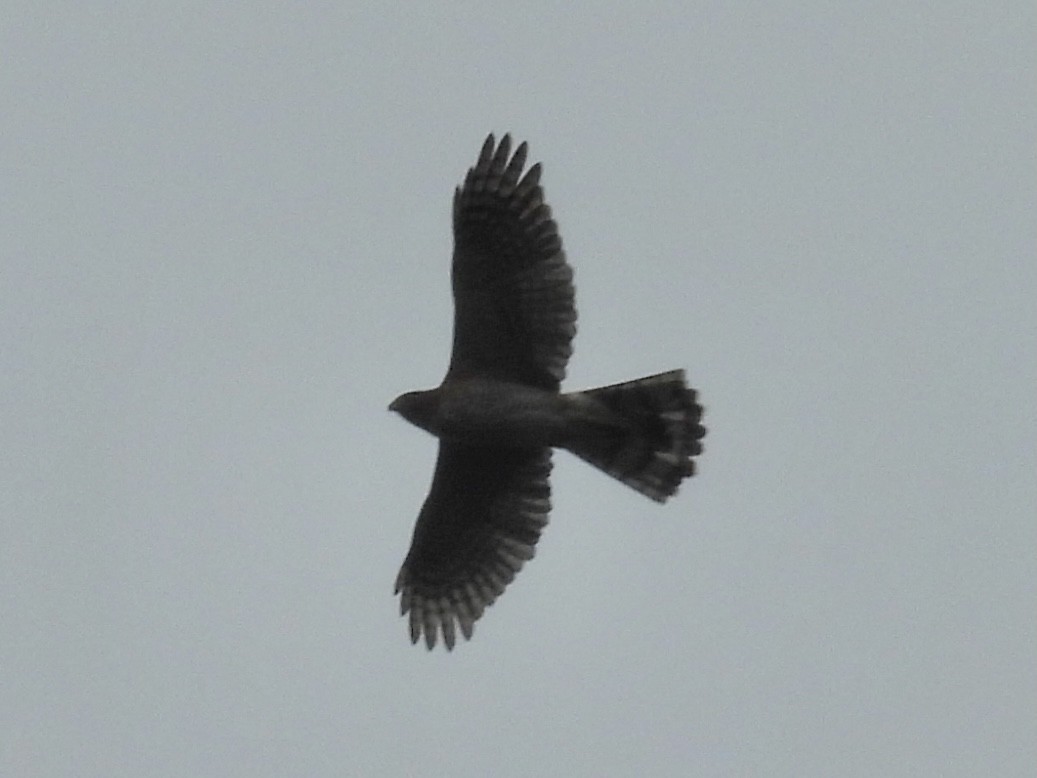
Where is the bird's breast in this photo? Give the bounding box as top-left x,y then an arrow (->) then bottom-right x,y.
433,379 -> 569,447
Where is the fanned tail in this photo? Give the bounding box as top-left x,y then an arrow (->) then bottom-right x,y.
565,370 -> 705,502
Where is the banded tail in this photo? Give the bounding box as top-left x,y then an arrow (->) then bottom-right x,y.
566,370 -> 705,502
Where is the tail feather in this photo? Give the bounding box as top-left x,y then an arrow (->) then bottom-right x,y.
565,370 -> 705,502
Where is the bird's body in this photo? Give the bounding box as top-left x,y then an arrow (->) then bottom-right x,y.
392,379 -> 574,447
390,134 -> 706,649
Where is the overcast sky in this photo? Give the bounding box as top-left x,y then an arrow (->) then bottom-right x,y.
2,4 -> 1034,777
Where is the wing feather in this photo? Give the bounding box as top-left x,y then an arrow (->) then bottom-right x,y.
394,444 -> 552,650
448,134 -> 576,390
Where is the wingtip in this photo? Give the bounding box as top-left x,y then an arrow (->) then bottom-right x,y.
479,133 -> 496,163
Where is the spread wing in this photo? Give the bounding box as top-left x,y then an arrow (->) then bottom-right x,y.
448,134 -> 577,391
394,443 -> 552,650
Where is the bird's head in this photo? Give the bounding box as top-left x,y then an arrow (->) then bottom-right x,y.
389,389 -> 440,434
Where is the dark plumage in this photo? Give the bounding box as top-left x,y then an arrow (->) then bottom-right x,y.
390,134 -> 706,649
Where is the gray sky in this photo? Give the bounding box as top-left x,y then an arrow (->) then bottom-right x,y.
2,4 -> 1034,776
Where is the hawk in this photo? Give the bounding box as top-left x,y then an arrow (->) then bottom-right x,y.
390,134 -> 706,650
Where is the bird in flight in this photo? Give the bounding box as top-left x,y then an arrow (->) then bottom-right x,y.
390,134 -> 706,650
